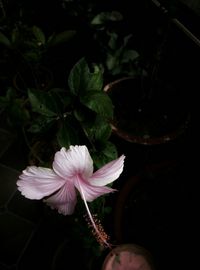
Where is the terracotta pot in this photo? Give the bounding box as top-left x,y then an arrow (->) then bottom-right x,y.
111,159 -> 193,270
104,77 -> 190,145
113,161 -> 176,244
102,244 -> 155,270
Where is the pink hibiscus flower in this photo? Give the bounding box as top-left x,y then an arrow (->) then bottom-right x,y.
17,145 -> 125,215
17,145 -> 125,247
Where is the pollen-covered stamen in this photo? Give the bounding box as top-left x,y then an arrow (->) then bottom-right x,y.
85,213 -> 111,248
78,183 -> 111,248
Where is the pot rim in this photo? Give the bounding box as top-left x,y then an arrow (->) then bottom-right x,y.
104,77 -> 190,145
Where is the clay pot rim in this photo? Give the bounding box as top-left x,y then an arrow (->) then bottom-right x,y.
104,76 -> 190,145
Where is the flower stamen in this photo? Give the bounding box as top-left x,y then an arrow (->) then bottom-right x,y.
78,183 -> 111,249
85,213 -> 111,248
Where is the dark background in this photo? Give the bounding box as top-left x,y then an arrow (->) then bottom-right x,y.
0,0 -> 197,269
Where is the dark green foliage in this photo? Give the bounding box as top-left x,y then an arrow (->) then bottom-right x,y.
0,57 -> 117,167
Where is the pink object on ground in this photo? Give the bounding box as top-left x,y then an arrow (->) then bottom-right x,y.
102,244 -> 155,270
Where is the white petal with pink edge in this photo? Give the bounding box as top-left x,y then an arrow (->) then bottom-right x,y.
17,166 -> 65,200
88,155 -> 125,186
44,181 -> 77,215
53,146 -> 93,179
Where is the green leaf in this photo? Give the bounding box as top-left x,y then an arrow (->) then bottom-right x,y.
121,50 -> 139,63
92,141 -> 118,168
9,99 -> 30,126
23,51 -> 40,62
106,53 -> 119,71
73,108 -> 85,122
68,57 -> 103,96
123,34 -> 132,47
110,66 -> 122,76
47,30 -> 76,47
81,116 -> 111,144
93,116 -> 112,141
73,101 -> 97,123
80,91 -> 113,119
91,11 -> 123,25
50,88 -> 73,109
108,32 -> 118,50
28,116 -> 55,133
109,11 -> 123,21
102,141 -> 118,160
28,89 -> 58,117
68,57 -> 85,95
91,13 -> 106,25
0,32 -> 11,47
32,26 -> 46,45
73,106 -> 91,122
57,120 -> 79,148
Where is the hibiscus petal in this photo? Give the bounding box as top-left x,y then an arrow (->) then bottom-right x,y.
44,182 -> 77,215
74,175 -> 116,202
17,166 -> 65,200
89,155 -> 125,186
53,146 -> 93,179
